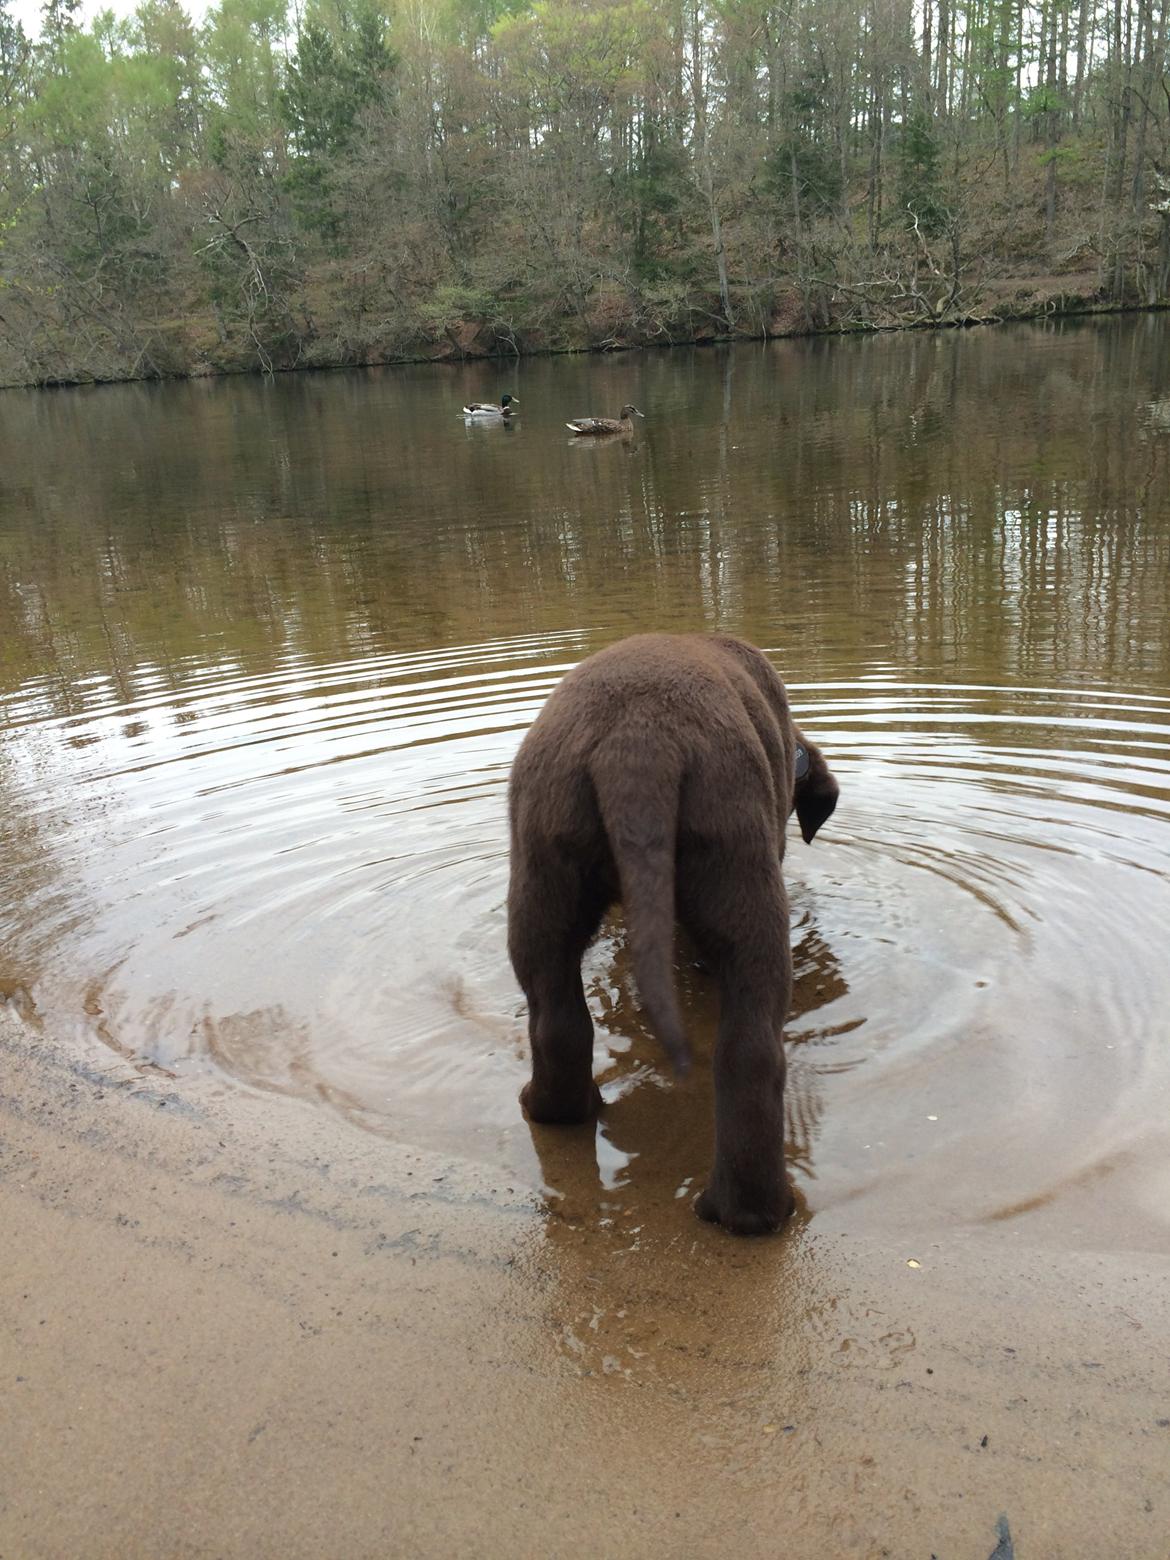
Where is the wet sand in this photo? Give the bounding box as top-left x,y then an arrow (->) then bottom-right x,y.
4,1006 -> 1168,1560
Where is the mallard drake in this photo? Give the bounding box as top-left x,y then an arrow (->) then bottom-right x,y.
566,404 -> 645,436
463,394 -> 518,418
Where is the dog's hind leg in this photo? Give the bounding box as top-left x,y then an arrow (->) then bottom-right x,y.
509,852 -> 608,1125
680,850 -> 795,1234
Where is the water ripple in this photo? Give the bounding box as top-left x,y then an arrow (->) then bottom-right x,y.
3,636 -> 1170,1243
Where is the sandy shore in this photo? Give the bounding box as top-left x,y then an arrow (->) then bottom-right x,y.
3,1005 -> 1168,1559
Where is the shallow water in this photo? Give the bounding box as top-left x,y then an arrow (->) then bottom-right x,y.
3,318 -> 1170,1248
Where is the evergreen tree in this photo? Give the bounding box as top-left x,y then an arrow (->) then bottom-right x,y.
897,107 -> 946,234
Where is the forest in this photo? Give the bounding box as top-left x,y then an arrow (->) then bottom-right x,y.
0,0 -> 1168,384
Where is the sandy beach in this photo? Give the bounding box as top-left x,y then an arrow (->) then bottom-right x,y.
3,1005 -> 1168,1559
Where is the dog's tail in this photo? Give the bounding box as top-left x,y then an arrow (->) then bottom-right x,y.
591,756 -> 690,1075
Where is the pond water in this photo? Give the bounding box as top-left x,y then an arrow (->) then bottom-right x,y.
3,318 -> 1170,1247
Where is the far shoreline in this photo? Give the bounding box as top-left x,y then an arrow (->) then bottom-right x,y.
4,289 -> 1167,395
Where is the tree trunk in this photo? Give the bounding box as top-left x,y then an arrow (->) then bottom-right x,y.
690,2 -> 733,327
1157,210 -> 1170,301
922,0 -> 933,105
1129,0 -> 1165,212
1045,0 -> 1060,244
1109,0 -> 1133,205
1072,0 -> 1093,121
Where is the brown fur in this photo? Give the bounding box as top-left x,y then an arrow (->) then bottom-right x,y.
507,633 -> 839,1235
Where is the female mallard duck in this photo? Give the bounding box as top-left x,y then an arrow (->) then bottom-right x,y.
463,394 -> 518,419
566,404 -> 645,436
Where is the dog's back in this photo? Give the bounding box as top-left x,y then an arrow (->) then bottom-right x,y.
512,633 -> 793,848
509,636 -> 829,1063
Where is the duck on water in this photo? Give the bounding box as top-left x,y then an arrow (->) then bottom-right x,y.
566,405 -> 645,436
463,394 -> 519,419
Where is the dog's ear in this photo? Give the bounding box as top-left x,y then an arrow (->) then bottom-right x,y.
794,737 -> 839,844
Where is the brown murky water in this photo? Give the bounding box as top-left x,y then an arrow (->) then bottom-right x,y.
3,317 -> 1170,1253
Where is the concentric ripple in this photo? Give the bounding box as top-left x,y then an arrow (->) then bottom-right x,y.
783,676 -> 1170,1237
4,636 -> 1170,1243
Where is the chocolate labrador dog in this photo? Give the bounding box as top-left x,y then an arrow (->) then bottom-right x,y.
507,633 -> 839,1234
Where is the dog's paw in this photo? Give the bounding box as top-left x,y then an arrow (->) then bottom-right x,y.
520,1080 -> 603,1125
694,1184 -> 793,1236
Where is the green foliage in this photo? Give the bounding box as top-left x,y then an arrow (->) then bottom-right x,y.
202,0 -> 289,143
766,136 -> 842,222
281,2 -> 395,157
968,0 -> 1021,120
1040,140 -> 1093,188
611,136 -> 690,278
279,1 -> 395,237
491,0 -> 659,133
897,108 -> 947,235
423,283 -> 496,329
1022,83 -> 1064,121
764,77 -> 843,223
